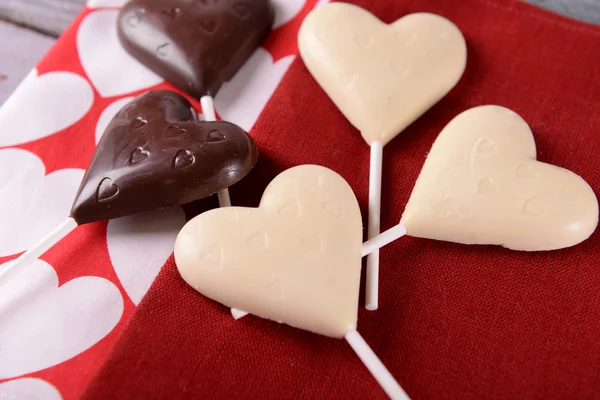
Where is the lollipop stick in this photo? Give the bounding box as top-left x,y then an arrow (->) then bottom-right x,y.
362,224 -> 406,257
231,308 -> 248,319
0,217 -> 78,286
200,95 -> 217,121
200,95 -> 231,207
366,141 -> 383,311
345,330 -> 410,400
217,189 -> 232,207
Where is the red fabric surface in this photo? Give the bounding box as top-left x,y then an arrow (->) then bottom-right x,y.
82,0 -> 600,398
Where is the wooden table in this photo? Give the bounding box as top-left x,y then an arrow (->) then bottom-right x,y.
1,0 -> 599,104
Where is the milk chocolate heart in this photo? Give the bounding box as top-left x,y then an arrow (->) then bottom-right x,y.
401,105 -> 599,251
70,90 -> 258,225
175,165 -> 363,338
299,3 -> 467,145
117,0 -> 274,98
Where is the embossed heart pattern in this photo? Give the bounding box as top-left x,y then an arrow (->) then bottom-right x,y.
298,3 -> 467,145
71,90 -> 258,225
401,106 -> 599,251
118,0 -> 274,99
175,165 -> 363,338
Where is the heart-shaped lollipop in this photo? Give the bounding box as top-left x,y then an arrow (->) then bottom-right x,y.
176,165 -> 362,337
299,3 -> 467,310
401,105 -> 599,250
118,0 -> 274,98
175,165 -> 409,399
299,3 -> 467,145
72,90 -> 257,224
118,0 -> 274,210
1,91 -> 258,286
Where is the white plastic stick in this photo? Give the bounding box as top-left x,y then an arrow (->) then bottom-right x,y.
231,308 -> 248,319
217,189 -> 232,207
366,141 -> 383,311
201,95 -> 231,208
345,330 -> 410,400
362,224 -> 407,258
200,95 -> 217,122
0,217 -> 78,286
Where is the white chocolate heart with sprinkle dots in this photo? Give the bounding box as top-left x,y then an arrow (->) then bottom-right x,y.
298,3 -> 467,145
401,105 -> 599,251
175,165 -> 362,338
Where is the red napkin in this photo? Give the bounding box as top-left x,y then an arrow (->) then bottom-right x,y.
82,0 -> 600,398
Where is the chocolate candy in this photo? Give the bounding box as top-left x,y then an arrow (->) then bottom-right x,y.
175,165 -> 363,338
401,105 -> 599,251
70,90 -> 258,225
117,0 -> 274,98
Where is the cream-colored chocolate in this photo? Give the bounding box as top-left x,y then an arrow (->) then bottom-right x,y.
175,165 -> 362,338
401,105 -> 599,251
298,3 -> 467,145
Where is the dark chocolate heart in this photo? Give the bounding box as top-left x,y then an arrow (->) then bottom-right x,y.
70,90 -> 258,225
117,0 -> 274,98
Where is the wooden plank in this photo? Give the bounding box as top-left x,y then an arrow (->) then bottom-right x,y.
0,20 -> 55,105
0,0 -> 86,37
526,0 -> 600,25
0,0 -> 599,38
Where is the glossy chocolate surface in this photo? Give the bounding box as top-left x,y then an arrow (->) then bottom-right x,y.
117,0 -> 274,98
70,91 -> 258,225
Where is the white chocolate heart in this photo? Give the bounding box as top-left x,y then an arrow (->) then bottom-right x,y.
298,3 -> 467,145
401,105 -> 599,251
175,165 -> 362,338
